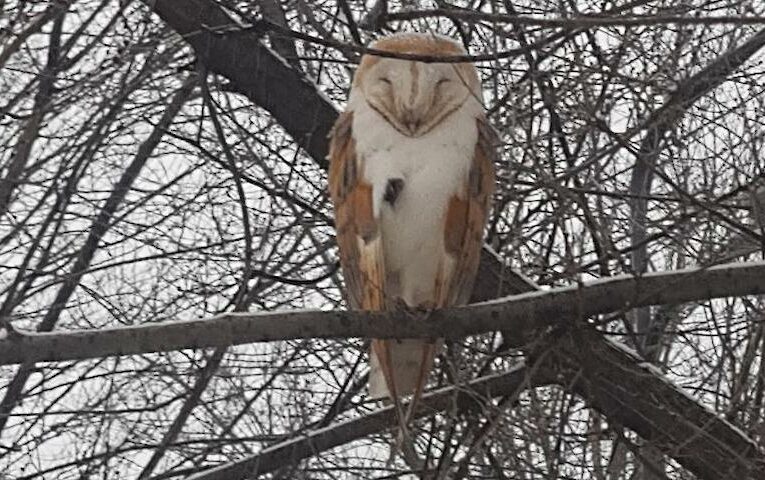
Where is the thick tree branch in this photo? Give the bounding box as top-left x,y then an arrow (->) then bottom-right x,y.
150,0 -> 338,167
148,0 -> 765,302
181,328 -> 765,480
541,329 -> 765,479
628,26 -> 765,367
0,261 -> 763,365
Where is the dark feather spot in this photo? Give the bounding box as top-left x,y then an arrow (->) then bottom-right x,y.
469,165 -> 482,197
383,178 -> 404,206
360,229 -> 379,244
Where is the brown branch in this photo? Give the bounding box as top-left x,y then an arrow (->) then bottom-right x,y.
1,261 -> 764,365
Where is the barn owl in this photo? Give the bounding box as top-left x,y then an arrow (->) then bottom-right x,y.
328,33 -> 496,413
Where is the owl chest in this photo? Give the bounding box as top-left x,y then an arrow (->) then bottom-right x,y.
360,133 -> 473,223
354,110 -> 477,216
374,151 -> 461,273
356,131 -> 475,298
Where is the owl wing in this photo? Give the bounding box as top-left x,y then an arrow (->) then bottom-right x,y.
328,111 -> 388,311
329,111 -> 402,399
437,115 -> 497,307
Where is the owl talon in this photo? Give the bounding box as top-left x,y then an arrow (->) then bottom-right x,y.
392,298 -> 434,323
413,303 -> 434,317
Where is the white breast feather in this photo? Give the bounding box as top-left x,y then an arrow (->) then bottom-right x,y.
348,91 -> 481,307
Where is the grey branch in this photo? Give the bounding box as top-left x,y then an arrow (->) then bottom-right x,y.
385,9 -> 765,28
544,330 -> 765,480
150,0 -> 338,166
186,364 -> 534,479
182,331 -> 765,480
1,261 -> 764,366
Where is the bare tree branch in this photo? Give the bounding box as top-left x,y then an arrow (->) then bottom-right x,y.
2,1 -> 756,477
185,364 -> 535,479
542,329 -> 765,480
1,261 -> 763,365
0,6 -> 66,219
0,73 -> 199,433
385,9 -> 765,28
628,22 -> 765,378
258,0 -> 301,67
150,0 -> 338,167
0,1 -> 68,71
183,327 -> 765,480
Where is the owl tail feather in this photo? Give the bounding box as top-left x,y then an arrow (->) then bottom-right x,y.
372,339 -> 436,470
406,342 -> 435,422
369,339 -> 436,403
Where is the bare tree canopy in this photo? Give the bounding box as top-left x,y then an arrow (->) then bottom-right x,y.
1,1 -> 764,479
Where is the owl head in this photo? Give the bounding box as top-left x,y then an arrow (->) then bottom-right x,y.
351,33 -> 481,138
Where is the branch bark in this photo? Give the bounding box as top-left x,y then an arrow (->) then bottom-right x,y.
180,328 -> 765,480
0,6 -> 66,219
1,261 -> 763,365
628,26 -> 765,355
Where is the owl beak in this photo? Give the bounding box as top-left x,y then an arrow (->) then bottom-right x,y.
400,107 -> 422,136
405,118 -> 421,135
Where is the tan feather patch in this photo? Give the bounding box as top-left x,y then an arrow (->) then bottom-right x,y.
353,33 -> 480,96
436,116 -> 497,307
444,195 -> 469,257
350,183 -> 377,243
329,111 -> 388,311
